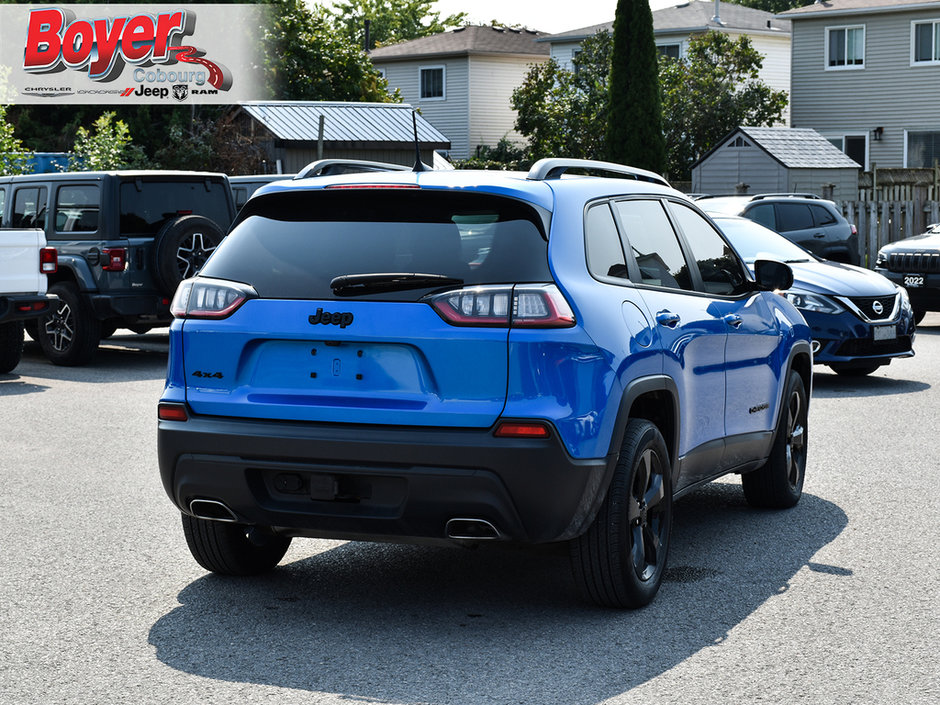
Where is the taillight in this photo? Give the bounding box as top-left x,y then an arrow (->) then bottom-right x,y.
850,224 -> 858,235
158,402 -> 189,422
427,284 -> 575,328
170,278 -> 256,319
102,247 -> 126,272
494,421 -> 551,438
39,247 -> 57,274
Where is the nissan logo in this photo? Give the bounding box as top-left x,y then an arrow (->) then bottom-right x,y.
872,301 -> 884,316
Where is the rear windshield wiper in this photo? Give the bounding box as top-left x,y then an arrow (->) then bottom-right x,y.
330,272 -> 464,296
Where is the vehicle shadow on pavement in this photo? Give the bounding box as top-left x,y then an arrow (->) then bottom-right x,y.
16,335 -> 168,384
811,371 -> 930,398
0,377 -> 50,396
149,483 -> 847,704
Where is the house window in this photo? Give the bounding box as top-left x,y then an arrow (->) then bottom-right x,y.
907,131 -> 940,168
912,20 -> 940,64
828,135 -> 866,168
419,66 -> 445,100
657,43 -> 680,60
826,25 -> 864,69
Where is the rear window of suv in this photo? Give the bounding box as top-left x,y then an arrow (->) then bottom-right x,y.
120,179 -> 232,235
199,189 -> 551,300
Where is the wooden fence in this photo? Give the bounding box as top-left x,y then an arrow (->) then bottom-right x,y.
840,200 -> 940,267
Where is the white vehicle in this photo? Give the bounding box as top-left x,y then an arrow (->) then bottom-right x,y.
0,227 -> 57,373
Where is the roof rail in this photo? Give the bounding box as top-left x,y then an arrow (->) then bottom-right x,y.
527,158 -> 670,188
295,159 -> 410,179
750,193 -> 821,201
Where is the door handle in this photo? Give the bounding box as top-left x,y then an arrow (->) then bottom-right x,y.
723,313 -> 743,328
655,311 -> 680,328
813,232 -> 825,238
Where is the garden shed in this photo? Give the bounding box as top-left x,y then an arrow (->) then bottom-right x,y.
692,127 -> 860,201
228,101 -> 451,174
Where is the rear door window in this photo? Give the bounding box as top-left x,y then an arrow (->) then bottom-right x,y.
12,186 -> 48,230
615,199 -> 693,291
200,190 -> 550,300
775,203 -> 814,232
55,184 -> 100,235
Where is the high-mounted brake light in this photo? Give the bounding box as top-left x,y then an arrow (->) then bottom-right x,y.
427,284 -> 576,328
39,247 -> 57,274
494,421 -> 551,439
324,184 -> 421,190
170,278 -> 257,319
158,403 -> 189,422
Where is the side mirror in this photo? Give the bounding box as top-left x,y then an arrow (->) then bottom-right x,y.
754,259 -> 794,292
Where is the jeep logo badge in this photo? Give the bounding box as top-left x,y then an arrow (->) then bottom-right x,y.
309,307 -> 354,328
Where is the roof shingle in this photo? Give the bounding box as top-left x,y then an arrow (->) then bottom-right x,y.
369,25 -> 549,61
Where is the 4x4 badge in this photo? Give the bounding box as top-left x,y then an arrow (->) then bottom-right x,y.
309,307 -> 354,328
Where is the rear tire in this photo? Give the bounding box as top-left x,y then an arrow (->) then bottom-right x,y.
181,513 -> 291,576
0,322 -> 24,373
37,282 -> 101,366
571,419 -> 673,608
742,370 -> 807,508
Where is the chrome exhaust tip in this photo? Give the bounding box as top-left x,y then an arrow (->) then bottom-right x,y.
189,499 -> 238,523
445,518 -> 501,540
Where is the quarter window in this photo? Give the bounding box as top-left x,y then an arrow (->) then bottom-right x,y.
419,66 -> 445,99
747,203 -> 775,230
615,200 -> 693,291
811,205 -> 837,227
55,185 -> 100,233
827,26 -> 864,69
585,203 -> 628,281
913,20 -> 940,64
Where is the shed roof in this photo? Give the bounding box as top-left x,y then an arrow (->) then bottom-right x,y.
779,0 -> 940,20
540,1 -> 789,43
695,127 -> 861,170
238,101 -> 450,148
369,24 -> 549,61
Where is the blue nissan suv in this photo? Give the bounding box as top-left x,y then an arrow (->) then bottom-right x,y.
158,159 -> 812,608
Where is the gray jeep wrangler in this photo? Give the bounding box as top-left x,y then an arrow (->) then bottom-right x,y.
0,171 -> 235,365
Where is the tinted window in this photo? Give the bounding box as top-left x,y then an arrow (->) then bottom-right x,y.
747,203 -> 775,229
615,200 -> 693,291
671,203 -> 749,296
201,190 -> 550,300
811,204 -> 837,226
55,185 -> 100,234
12,187 -> 48,229
585,203 -> 628,280
233,187 -> 249,210
0,187 -> 5,223
775,203 -> 814,232
120,180 -> 232,235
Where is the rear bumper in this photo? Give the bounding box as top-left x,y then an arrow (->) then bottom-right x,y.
0,294 -> 57,324
158,412 -> 614,545
88,293 -> 171,322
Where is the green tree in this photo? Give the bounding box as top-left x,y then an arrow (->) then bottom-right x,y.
69,112 -> 146,170
327,0 -> 467,50
263,0 -> 397,101
606,0 -> 665,173
660,30 -> 788,180
0,105 -> 33,175
511,31 -> 612,161
725,0 -> 806,13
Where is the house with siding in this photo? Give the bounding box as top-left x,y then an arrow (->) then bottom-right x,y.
541,1 -> 792,123
369,25 -> 550,159
780,0 -> 940,170
691,126 -> 861,202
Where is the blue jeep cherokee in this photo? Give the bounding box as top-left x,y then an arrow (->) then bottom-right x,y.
158,159 -> 812,608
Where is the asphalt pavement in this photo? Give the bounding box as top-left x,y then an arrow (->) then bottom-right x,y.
1,322 -> 938,704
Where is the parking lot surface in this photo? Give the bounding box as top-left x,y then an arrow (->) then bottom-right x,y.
1,322 -> 938,704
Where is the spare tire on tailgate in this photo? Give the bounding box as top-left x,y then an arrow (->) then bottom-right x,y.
152,215 -> 225,296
